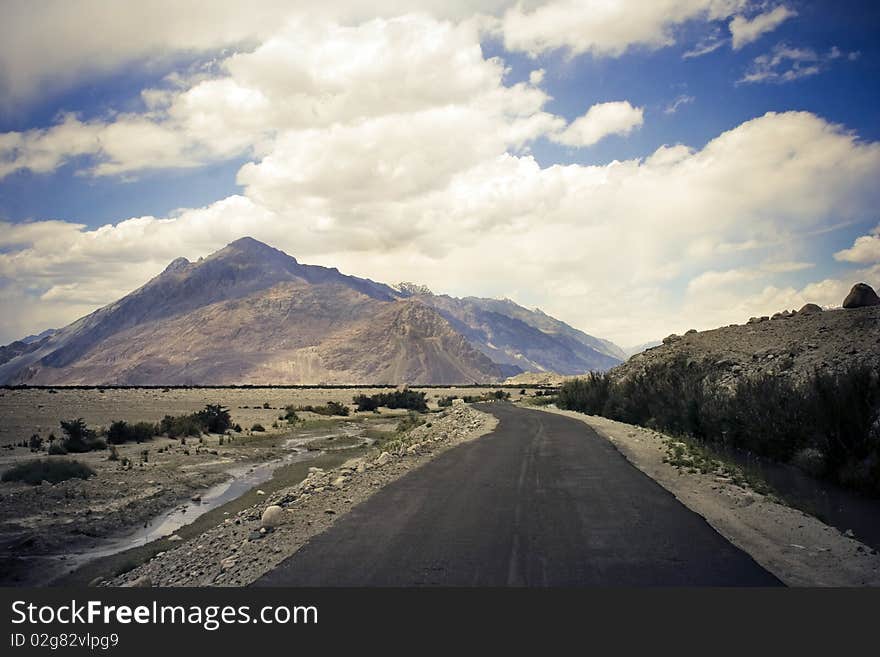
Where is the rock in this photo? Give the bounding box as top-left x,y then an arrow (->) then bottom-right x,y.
128,576 -> 152,588
256,489 -> 266,496
219,557 -> 237,572
248,531 -> 263,541
375,451 -> 392,466
842,283 -> 880,309
167,534 -> 183,542
324,508 -> 336,515
844,529 -> 855,538
190,494 -> 201,502
260,505 -> 285,529
88,576 -> 105,587
332,476 -> 347,488
685,329 -> 697,335
662,334 -> 681,345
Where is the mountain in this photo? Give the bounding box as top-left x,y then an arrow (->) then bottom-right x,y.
399,293 -> 624,375
0,238 -> 623,385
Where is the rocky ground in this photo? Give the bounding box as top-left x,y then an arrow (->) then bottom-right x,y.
108,403 -> 497,587
539,406 -> 880,586
619,304 -> 880,387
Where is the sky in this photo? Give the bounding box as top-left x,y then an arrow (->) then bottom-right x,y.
1,0 -> 879,347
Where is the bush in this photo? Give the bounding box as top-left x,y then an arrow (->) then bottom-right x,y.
354,389 -> 428,413
2,459 -> 95,485
558,361 -> 880,495
292,401 -> 350,416
48,442 -> 68,456
29,434 -> 43,452
59,418 -> 104,452
251,423 -> 266,432
353,394 -> 380,412
158,405 -> 230,438
107,420 -> 157,444
196,404 -> 232,434
437,395 -> 457,407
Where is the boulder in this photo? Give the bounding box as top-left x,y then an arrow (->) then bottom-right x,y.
375,451 -> 392,466
128,576 -> 152,588
260,505 -> 285,529
842,283 -> 880,309
662,334 -> 681,345
798,303 -> 823,315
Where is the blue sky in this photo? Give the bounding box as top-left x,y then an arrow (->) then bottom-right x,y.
0,0 -> 879,345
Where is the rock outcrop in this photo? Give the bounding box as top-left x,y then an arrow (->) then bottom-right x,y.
842,283 -> 880,309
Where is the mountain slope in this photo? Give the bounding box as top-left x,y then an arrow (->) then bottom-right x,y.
0,238 -> 621,385
402,293 -> 624,374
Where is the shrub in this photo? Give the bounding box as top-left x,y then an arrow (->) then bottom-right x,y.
108,445 -> 119,461
557,361 -> 880,495
48,442 -> 68,456
292,401 -> 350,416
354,389 -> 428,413
353,394 -> 380,412
29,434 -> 43,452
251,423 -> 266,432
107,420 -> 158,444
2,459 -> 95,485
196,404 -> 232,434
437,395 -> 456,407
59,418 -> 105,452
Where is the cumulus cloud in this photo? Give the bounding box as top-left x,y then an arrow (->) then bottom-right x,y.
550,101 -> 644,148
729,5 -> 797,49
0,0 -> 517,107
501,0 -> 748,57
740,43 -> 856,84
835,226 -> 880,264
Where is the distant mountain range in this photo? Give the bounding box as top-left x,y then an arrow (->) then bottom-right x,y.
0,238 -> 624,385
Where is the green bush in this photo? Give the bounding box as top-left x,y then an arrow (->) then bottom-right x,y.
557,361 -> 880,495
28,434 -> 43,452
251,423 -> 266,432
48,442 -> 68,456
107,420 -> 158,444
354,389 -> 428,413
437,395 -> 457,407
292,401 -> 350,416
2,459 -> 95,485
59,418 -> 105,452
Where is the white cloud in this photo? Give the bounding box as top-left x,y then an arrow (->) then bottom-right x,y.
0,0 -> 515,108
550,101 -> 644,148
664,95 -> 695,114
730,5 -> 797,49
835,226 -> 880,264
739,43 -> 855,84
501,0 -> 747,58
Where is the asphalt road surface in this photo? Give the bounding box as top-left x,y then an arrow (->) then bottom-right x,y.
256,403 -> 782,586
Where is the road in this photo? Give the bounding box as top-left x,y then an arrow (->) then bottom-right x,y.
255,403 -> 781,586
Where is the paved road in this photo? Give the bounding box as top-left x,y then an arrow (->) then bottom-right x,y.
256,403 -> 781,586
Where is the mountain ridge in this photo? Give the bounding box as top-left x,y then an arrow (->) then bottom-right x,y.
0,238 -> 623,385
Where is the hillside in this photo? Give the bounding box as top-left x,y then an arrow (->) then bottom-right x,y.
0,238 -> 621,385
614,301 -> 880,387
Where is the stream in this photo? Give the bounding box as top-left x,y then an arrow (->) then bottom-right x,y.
24,422 -> 373,585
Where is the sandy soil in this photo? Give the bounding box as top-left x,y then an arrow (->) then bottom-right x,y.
109,403 -> 498,587
536,405 -> 880,586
